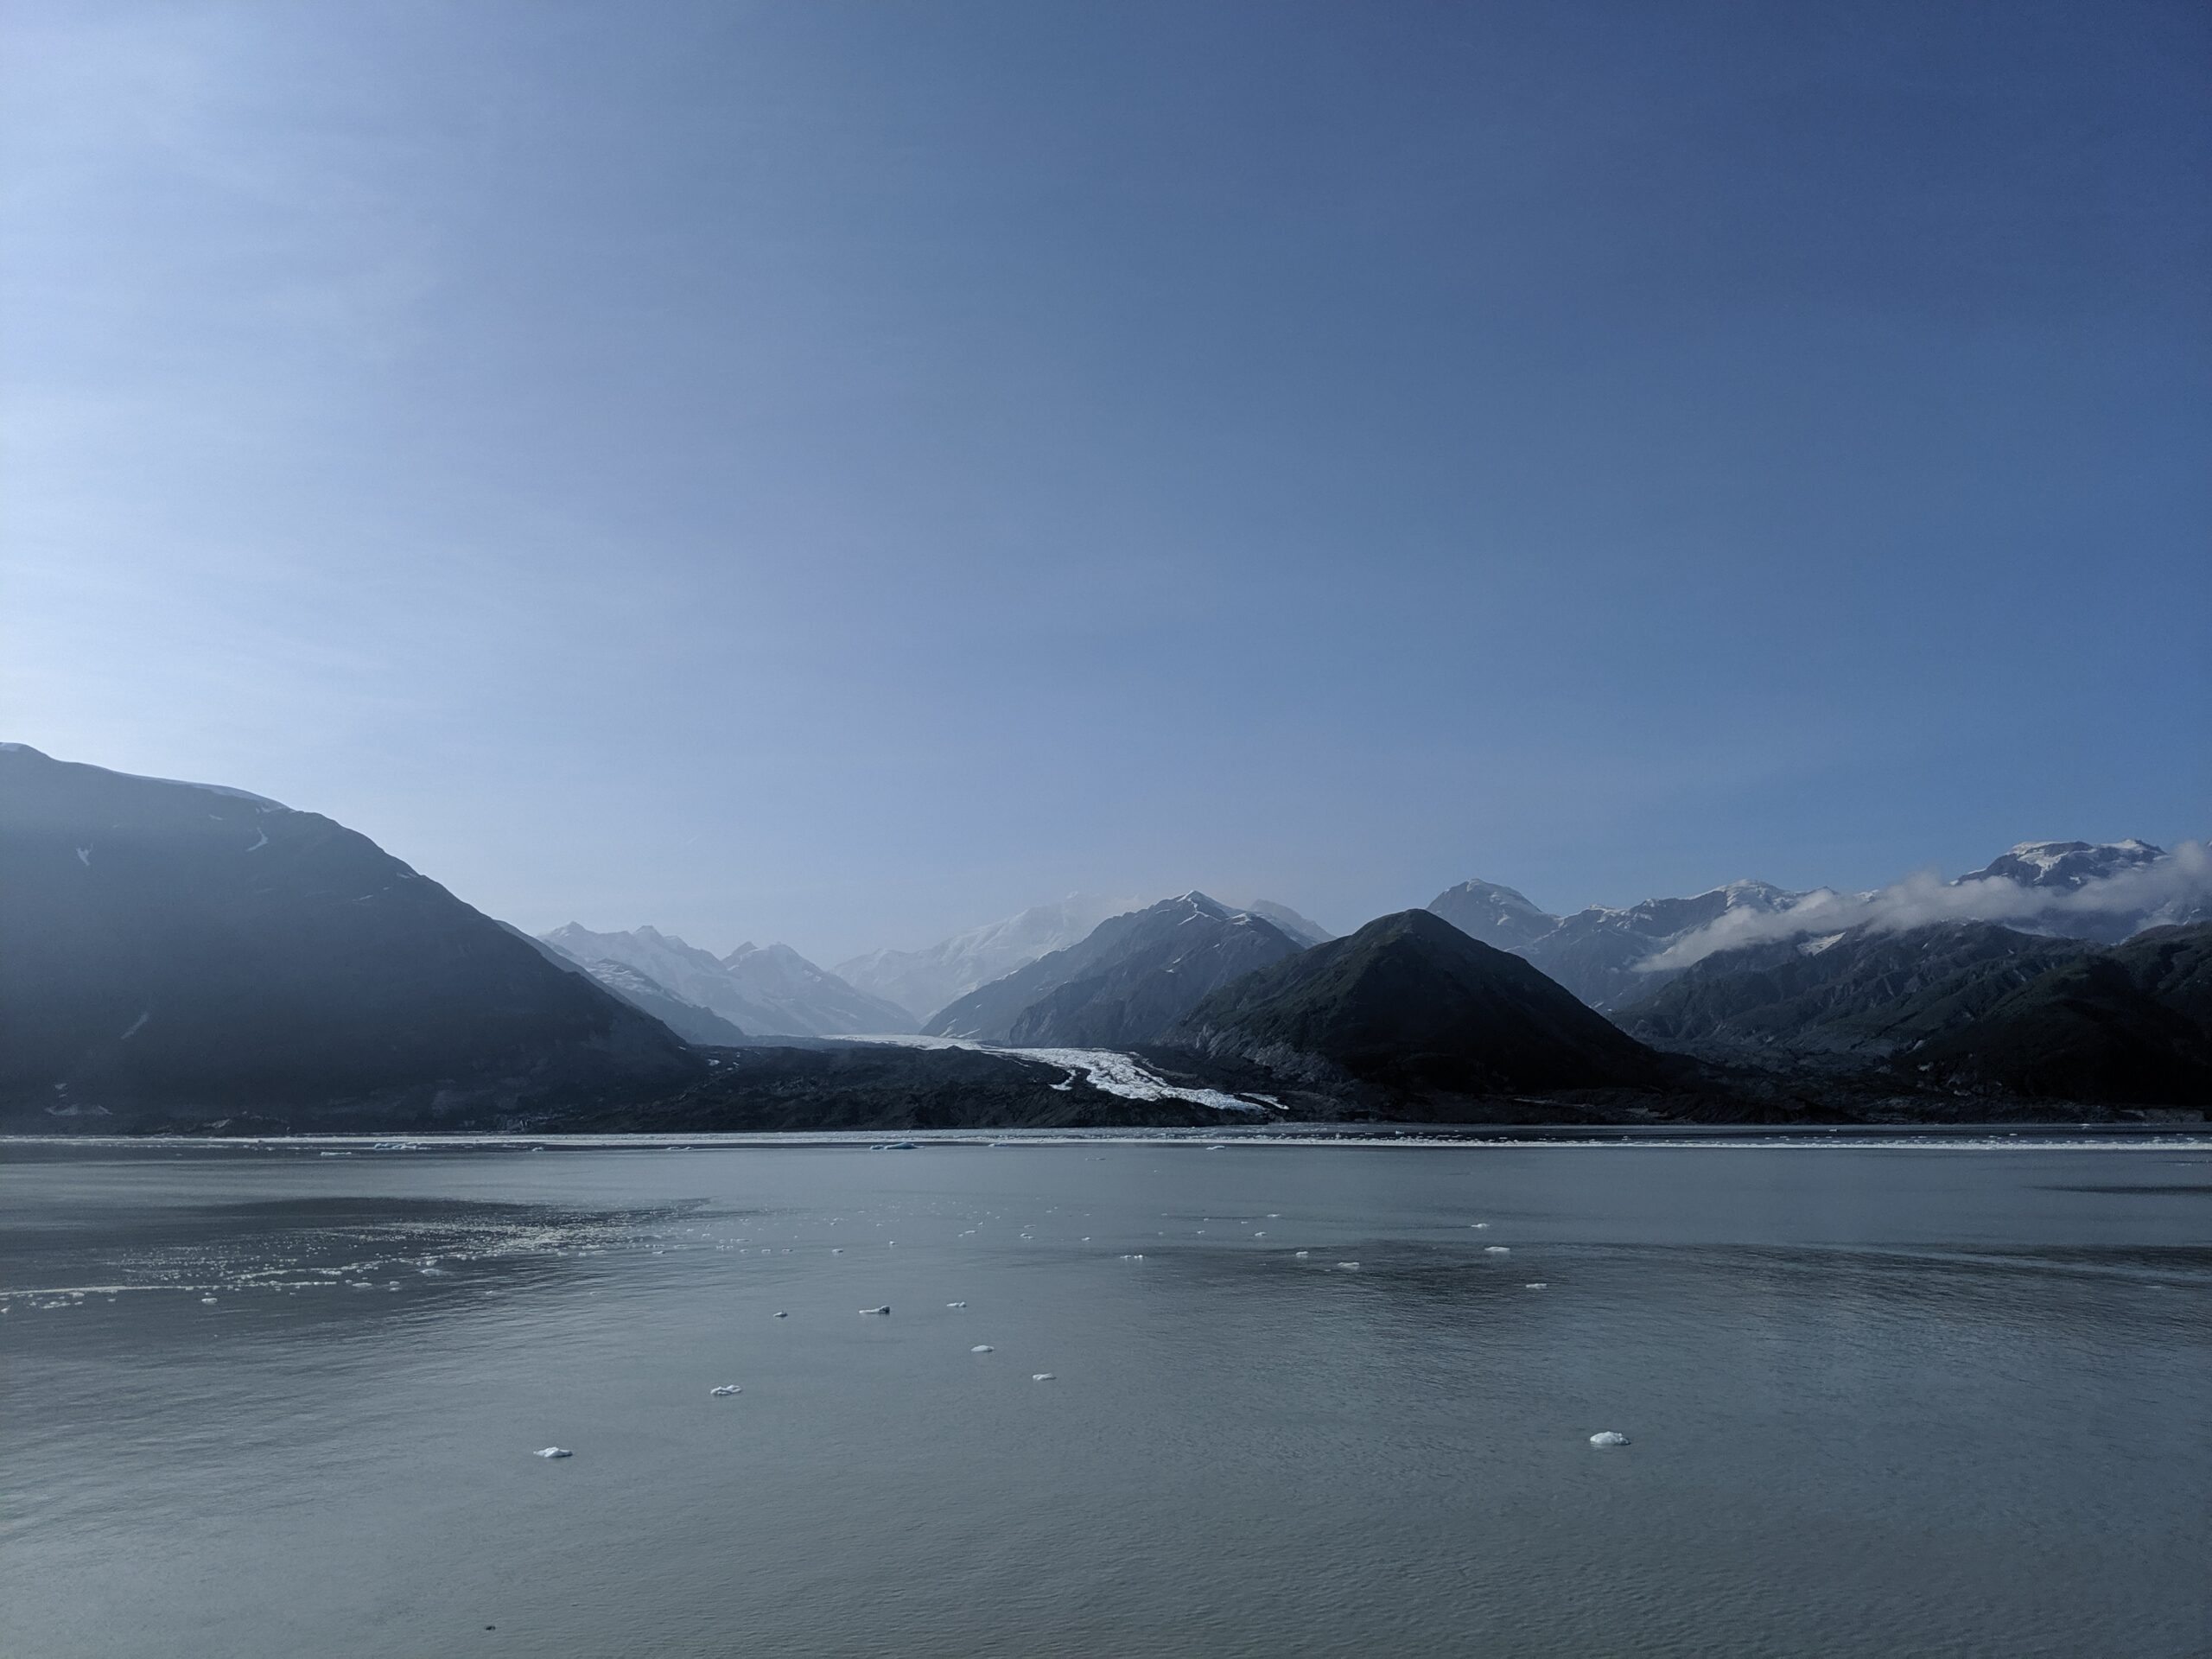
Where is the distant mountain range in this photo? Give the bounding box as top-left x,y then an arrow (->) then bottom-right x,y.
836,893 -> 1334,1021
0,745 -> 700,1123
834,893 -> 1147,1020
541,925 -> 913,1038
556,957 -> 751,1047
1620,918 -> 2212,1109
6,739 -> 2203,1128
1427,841 -> 2206,1010
923,893 -> 1306,1046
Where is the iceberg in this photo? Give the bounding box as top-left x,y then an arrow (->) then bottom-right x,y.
534,1446 -> 573,1459
1588,1431 -> 1630,1447
709,1384 -> 742,1396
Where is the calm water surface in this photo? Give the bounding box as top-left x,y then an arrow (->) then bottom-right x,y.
3,1139 -> 2208,1657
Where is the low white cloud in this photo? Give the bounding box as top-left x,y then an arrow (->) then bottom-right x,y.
1641,842 -> 2212,974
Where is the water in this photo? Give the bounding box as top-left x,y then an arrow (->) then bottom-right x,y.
4,1138 -> 2208,1657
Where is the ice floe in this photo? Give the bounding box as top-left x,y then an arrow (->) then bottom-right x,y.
1484,1246 -> 1510,1255
535,1446 -> 574,1459
1588,1431 -> 1629,1447
860,1305 -> 891,1315
970,1344 -> 994,1353
1031,1373 -> 1055,1382
709,1384 -> 742,1396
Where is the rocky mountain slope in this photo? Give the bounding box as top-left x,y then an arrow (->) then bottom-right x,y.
923,893 -> 1305,1046
1161,909 -> 1668,1109
0,745 -> 701,1124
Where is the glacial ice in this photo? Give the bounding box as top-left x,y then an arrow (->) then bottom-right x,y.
860,1306 -> 890,1315
1032,1373 -> 1055,1382
970,1344 -> 994,1353
1484,1246 -> 1510,1255
1588,1432 -> 1629,1447
710,1384 -> 742,1396
535,1447 -> 573,1459
946,1300 -> 968,1308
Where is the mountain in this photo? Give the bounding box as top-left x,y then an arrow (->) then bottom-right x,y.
922,893 -> 1306,1045
0,745 -> 702,1124
719,941 -> 916,1036
571,961 -> 750,1047
1160,909 -> 1667,1107
1426,880 -> 1559,952
1429,877 -> 1801,1009
1427,840 -> 2204,1010
1952,840 -> 2202,944
833,893 -> 1147,1021
1906,923 -> 2212,1105
1619,921 -> 2091,1057
1239,899 -> 1337,949
541,924 -> 913,1037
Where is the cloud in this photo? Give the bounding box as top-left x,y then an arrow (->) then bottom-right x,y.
1640,841 -> 2212,974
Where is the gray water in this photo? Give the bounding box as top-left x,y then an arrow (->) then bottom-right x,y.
3,1138 -> 2208,1657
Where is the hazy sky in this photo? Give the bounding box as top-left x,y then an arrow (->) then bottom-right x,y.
4,1 -> 2207,963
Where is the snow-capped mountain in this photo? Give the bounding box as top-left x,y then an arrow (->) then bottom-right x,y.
1432,839 -> 2207,1007
1236,899 -> 1337,949
719,941 -> 916,1037
1428,877 -> 1802,1008
1426,880 -> 1561,953
1961,839 -> 2164,891
833,893 -> 1149,1021
572,961 -> 749,1047
541,924 -> 914,1037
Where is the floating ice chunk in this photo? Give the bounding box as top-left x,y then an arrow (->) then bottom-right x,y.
200,1295 -> 218,1305
946,1301 -> 968,1308
1484,1246 -> 1510,1255
1294,1250 -> 1310,1258
534,1446 -> 573,1459
1588,1431 -> 1629,1447
1471,1223 -> 1490,1230
1524,1282 -> 1548,1290
772,1311 -> 787,1319
830,1249 -> 843,1255
1336,1262 -> 1360,1270
860,1306 -> 891,1316
709,1384 -> 742,1396
1031,1373 -> 1055,1382
970,1344 -> 994,1353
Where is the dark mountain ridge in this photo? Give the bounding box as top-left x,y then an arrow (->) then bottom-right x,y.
0,745 -> 702,1125
924,893 -> 1304,1046
1161,909 -> 1670,1113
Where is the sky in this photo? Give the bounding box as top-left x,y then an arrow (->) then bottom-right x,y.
3,0 -> 2207,965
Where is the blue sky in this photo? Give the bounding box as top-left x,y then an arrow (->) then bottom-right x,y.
4,0 -> 2206,962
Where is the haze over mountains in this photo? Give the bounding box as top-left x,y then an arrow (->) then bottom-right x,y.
541,924 -> 913,1038
5,741 -> 2207,1128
